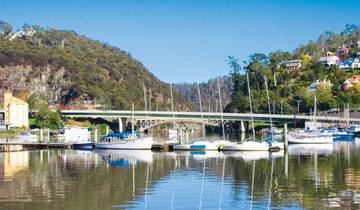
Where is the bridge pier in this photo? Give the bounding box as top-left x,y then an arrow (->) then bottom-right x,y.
240,121 -> 246,132
118,118 -> 127,133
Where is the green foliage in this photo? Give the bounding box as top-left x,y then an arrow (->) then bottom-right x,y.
34,108 -> 63,129
28,93 -> 48,110
226,24 -> 360,113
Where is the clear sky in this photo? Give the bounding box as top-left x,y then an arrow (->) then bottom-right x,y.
1,0 -> 360,83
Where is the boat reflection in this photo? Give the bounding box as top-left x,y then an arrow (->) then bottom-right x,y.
170,150 -> 221,160
95,149 -> 153,166
221,150 -> 284,161
288,144 -> 334,156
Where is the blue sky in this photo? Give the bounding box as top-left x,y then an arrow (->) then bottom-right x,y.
1,0 -> 360,83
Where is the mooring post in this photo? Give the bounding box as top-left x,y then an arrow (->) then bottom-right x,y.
283,123 -> 288,150
40,128 -> 43,143
47,129 -> 50,142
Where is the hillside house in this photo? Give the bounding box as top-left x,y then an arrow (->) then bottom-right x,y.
279,60 -> 302,70
341,75 -> 360,91
309,79 -> 333,92
339,58 -> 360,70
336,46 -> 350,61
318,55 -> 339,66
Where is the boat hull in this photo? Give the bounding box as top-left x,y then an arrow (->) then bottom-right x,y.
173,141 -> 218,151
95,137 -> 154,150
222,141 -> 269,151
73,142 -> 94,149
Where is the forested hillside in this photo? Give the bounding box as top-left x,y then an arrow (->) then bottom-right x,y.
0,21 -> 191,111
226,24 -> 360,114
174,76 -> 232,112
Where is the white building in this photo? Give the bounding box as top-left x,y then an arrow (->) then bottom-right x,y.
4,92 -> 29,128
318,55 -> 339,66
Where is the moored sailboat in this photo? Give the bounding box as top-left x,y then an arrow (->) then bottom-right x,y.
95,103 -> 154,150
288,97 -> 333,144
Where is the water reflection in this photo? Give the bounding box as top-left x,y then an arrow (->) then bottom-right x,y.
0,138 -> 359,209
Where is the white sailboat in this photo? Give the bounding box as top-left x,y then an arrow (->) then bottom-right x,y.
95,103 -> 154,150
288,96 -> 333,144
173,81 -> 219,151
222,73 -> 283,151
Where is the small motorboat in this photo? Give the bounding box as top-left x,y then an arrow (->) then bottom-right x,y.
173,140 -> 217,150
173,139 -> 235,151
222,140 -> 283,151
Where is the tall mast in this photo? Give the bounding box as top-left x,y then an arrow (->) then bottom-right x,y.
313,96 -> 317,128
170,83 -> 175,128
143,83 -> 148,117
264,76 -> 273,135
217,78 -> 226,141
197,81 -> 206,140
132,103 -> 135,132
246,73 -> 256,141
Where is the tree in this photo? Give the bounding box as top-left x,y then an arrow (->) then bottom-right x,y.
340,24 -> 359,36
0,20 -> 13,35
34,108 -> 63,129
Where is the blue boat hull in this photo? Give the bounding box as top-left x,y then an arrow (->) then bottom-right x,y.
73,143 -> 94,149
333,134 -> 354,141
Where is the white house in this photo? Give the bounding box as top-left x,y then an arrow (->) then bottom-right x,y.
318,55 -> 339,66
4,92 -> 29,128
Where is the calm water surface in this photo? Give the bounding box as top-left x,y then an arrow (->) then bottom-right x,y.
0,134 -> 360,209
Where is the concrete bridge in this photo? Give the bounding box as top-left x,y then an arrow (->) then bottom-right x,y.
60,110 -> 360,131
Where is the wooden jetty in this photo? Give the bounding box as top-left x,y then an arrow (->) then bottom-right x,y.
0,142 -> 73,152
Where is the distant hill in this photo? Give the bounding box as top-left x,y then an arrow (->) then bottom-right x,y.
0,22 -> 192,111
174,76 -> 232,112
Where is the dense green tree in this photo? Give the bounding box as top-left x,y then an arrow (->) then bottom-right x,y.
34,108 -> 63,129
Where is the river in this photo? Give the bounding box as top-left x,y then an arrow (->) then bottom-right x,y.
0,133 -> 359,209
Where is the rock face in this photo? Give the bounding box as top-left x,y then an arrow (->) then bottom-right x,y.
0,28 -> 192,111
0,65 -> 71,104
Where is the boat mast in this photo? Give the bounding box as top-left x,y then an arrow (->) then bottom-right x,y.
264,76 -> 273,136
313,96 -> 317,129
217,78 -> 226,141
170,83 -> 176,129
197,81 -> 206,140
143,83 -> 148,117
246,73 -> 256,141
132,103 -> 135,132
347,103 -> 350,126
